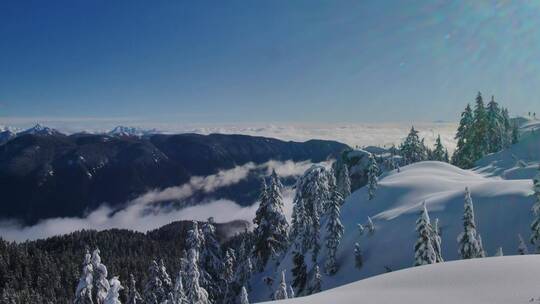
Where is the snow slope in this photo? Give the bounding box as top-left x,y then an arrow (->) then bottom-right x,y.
250,161 -> 534,302
261,255 -> 540,304
475,117 -> 540,180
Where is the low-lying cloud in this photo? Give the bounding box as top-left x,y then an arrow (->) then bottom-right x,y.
0,160 -> 307,242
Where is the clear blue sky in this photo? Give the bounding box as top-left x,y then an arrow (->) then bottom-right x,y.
1,0 -> 539,124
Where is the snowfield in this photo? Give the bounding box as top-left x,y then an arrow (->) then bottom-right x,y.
250,160 -> 534,302
261,255 -> 540,304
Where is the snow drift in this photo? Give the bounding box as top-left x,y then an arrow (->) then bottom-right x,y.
262,255 -> 540,304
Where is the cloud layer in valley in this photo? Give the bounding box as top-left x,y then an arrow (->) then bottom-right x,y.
0,160 -> 315,242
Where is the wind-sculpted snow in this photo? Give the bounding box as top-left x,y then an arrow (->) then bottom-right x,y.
262,255 -> 540,304
250,161 -> 534,302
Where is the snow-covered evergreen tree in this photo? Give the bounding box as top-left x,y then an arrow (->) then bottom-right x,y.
253,171 -> 289,269
366,216 -> 375,235
367,153 -> 379,200
400,126 -> 427,164
290,165 -> 332,263
432,218 -> 444,263
457,188 -> 483,259
471,92 -> 489,160
288,285 -> 295,298
452,104 -> 475,168
143,260 -> 165,304
158,259 -> 172,296
530,167 -> 540,253
104,277 -> 123,304
185,249 -> 209,304
486,96 -> 503,153
200,218 -> 223,303
239,286 -> 249,304
273,271 -> 288,300
324,176 -> 344,275
336,163 -> 351,199
354,243 -> 363,269
431,135 -> 448,162
518,234 -> 529,255
92,249 -> 110,304
494,247 -> 504,257
186,222 -> 204,253
126,274 -> 142,304
477,234 -> 486,258
414,202 -> 437,266
172,271 -> 187,304
309,265 -> 322,295
74,250 -> 94,304
291,251 -> 307,296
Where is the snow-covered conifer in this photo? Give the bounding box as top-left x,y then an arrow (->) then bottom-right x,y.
354,243 -> 363,269
477,234 -> 486,258
172,271 -> 186,304
324,177 -> 344,275
291,165 -> 333,263
471,92 -> 489,160
273,271 -> 288,300
239,286 -> 249,304
158,259 -> 172,295
126,274 -> 142,304
74,249 -> 94,304
431,135 -> 448,162
486,96 -> 503,153
518,234 -> 529,255
143,260 -> 165,304
223,248 -> 236,286
309,265 -> 322,295
414,202 -> 436,266
253,171 -> 289,268
185,249 -> 209,304
432,218 -> 444,263
367,154 -> 379,200
366,216 -> 375,235
104,277 -> 123,304
92,249 -> 110,304
457,188 -> 483,259
494,247 -> 504,257
288,285 -> 295,298
200,218 -> 223,302
336,163 -> 351,199
186,221 -> 204,252
530,167 -> 540,253
291,251 -> 307,296
452,104 -> 475,168
400,126 -> 427,164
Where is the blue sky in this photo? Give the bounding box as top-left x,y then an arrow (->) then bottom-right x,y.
1,0 -> 539,124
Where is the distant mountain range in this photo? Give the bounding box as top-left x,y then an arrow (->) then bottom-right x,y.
0,125 -> 348,224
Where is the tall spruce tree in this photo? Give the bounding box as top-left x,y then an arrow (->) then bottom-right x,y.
324,176 -> 344,275
290,165 -> 332,263
432,218 -> 444,263
471,92 -> 489,160
518,234 -> 529,255
414,202 -> 437,266
74,250 -> 94,304
239,287 -> 249,304
200,218 -> 223,302
431,135 -> 448,162
185,249 -> 210,304
530,167 -> 540,253
126,274 -> 142,304
143,260 -> 165,304
336,163 -> 351,199
172,271 -> 187,304
452,104 -> 475,168
91,249 -> 110,304
253,171 -> 289,269
400,126 -> 427,164
457,188 -> 483,259
486,96 -> 503,153
367,153 -> 379,200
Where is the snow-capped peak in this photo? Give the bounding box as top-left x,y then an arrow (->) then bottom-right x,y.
107,126 -> 158,137
19,123 -> 61,136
